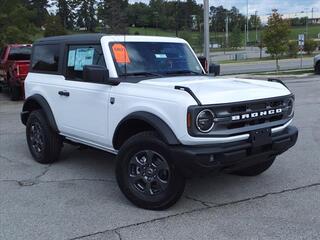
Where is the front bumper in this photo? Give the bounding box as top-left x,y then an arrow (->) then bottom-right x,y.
170,126 -> 298,177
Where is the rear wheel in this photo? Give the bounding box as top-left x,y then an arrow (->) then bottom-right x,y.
116,131 -> 185,210
26,110 -> 62,164
10,85 -> 21,101
231,157 -> 276,176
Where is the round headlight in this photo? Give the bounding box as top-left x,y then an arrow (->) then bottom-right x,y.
287,98 -> 294,117
196,109 -> 215,133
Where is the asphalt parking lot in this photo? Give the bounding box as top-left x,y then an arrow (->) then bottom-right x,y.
1,75 -> 320,240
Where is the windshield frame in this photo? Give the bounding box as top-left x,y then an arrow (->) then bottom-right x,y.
108,41 -> 205,79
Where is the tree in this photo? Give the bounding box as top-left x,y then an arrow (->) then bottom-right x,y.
0,0 -> 37,47
263,10 -> 290,71
24,0 -> 49,27
304,39 -> 317,55
287,41 -> 299,58
230,25 -> 243,49
75,0 -> 97,32
249,14 -> 261,31
44,14 -> 66,37
55,0 -> 75,30
99,0 -> 128,34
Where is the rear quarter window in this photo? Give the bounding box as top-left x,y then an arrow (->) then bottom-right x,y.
31,44 -> 60,72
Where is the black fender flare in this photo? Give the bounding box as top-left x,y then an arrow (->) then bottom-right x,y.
21,94 -> 59,132
113,111 -> 180,148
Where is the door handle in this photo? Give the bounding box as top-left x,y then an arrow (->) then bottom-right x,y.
58,91 -> 70,97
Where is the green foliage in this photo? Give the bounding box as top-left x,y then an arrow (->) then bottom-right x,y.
304,39 -> 318,55
263,10 -> 291,70
210,6 -> 246,32
0,0 -> 37,47
44,15 -> 66,37
98,0 -> 128,34
249,14 -> 262,31
230,26 -> 243,49
25,0 -> 49,27
287,41 -> 299,58
74,0 -> 97,32
55,0 -> 75,30
178,31 -> 192,44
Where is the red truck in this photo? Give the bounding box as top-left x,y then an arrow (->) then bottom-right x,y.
0,44 -> 32,100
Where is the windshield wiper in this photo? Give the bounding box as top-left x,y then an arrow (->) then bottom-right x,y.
120,72 -> 163,77
164,70 -> 203,76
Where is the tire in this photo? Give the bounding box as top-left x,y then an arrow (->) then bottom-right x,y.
116,131 -> 186,210
315,62 -> 320,75
26,110 -> 62,164
231,157 -> 276,176
10,86 -> 20,101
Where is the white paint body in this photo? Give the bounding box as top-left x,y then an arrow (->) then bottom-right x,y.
25,36 -> 292,153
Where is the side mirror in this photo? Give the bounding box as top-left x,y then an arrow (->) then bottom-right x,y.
83,65 -> 110,84
209,63 -> 220,76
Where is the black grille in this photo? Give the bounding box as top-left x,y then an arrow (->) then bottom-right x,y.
213,97 -> 289,131
187,95 -> 294,137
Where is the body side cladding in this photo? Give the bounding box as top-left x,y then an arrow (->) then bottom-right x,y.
21,94 -> 59,132
113,111 -> 180,149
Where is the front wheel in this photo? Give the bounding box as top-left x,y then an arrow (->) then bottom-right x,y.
231,157 -> 276,176
315,62 -> 320,75
116,131 -> 185,210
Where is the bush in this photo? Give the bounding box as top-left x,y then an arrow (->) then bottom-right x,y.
287,41 -> 299,58
304,39 -> 317,55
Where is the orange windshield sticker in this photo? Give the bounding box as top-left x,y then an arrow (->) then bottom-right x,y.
112,43 -> 131,64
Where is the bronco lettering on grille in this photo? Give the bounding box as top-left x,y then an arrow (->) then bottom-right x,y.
231,108 -> 283,121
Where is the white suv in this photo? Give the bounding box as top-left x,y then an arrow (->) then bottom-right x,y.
21,34 -> 298,210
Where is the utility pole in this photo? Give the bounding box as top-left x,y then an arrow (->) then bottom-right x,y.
246,0 -> 249,47
255,11 -> 258,43
204,0 -> 210,63
225,15 -> 229,48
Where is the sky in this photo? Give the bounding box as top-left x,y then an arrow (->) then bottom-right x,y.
128,0 -> 320,16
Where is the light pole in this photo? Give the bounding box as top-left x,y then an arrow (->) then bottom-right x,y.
203,0 -> 210,63
255,11 -> 258,43
225,15 -> 229,48
246,0 -> 249,47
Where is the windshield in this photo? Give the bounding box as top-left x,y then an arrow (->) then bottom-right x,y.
8,46 -> 32,61
110,42 -> 203,77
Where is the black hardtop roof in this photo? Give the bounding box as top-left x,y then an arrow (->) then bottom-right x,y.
34,33 -> 107,45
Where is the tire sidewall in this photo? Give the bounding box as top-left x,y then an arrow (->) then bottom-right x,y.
116,133 -> 185,210
26,111 -> 49,162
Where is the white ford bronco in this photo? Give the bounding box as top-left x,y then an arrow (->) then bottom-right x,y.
21,34 -> 298,210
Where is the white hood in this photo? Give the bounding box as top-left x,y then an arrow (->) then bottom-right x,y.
140,76 -> 291,105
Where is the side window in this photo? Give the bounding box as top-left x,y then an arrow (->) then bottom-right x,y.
32,45 -> 59,72
66,45 -> 105,81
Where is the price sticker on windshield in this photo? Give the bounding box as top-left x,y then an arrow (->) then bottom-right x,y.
112,43 -> 131,64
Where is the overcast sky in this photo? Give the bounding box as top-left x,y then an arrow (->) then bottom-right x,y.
128,0 -> 320,16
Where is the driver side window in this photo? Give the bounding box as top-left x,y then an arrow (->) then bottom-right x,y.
66,44 -> 106,81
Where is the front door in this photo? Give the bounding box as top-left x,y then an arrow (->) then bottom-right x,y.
54,44 -> 111,147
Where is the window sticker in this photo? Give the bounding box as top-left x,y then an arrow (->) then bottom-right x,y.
155,54 -> 167,59
67,50 -> 76,67
74,48 -> 95,71
112,43 -> 130,64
